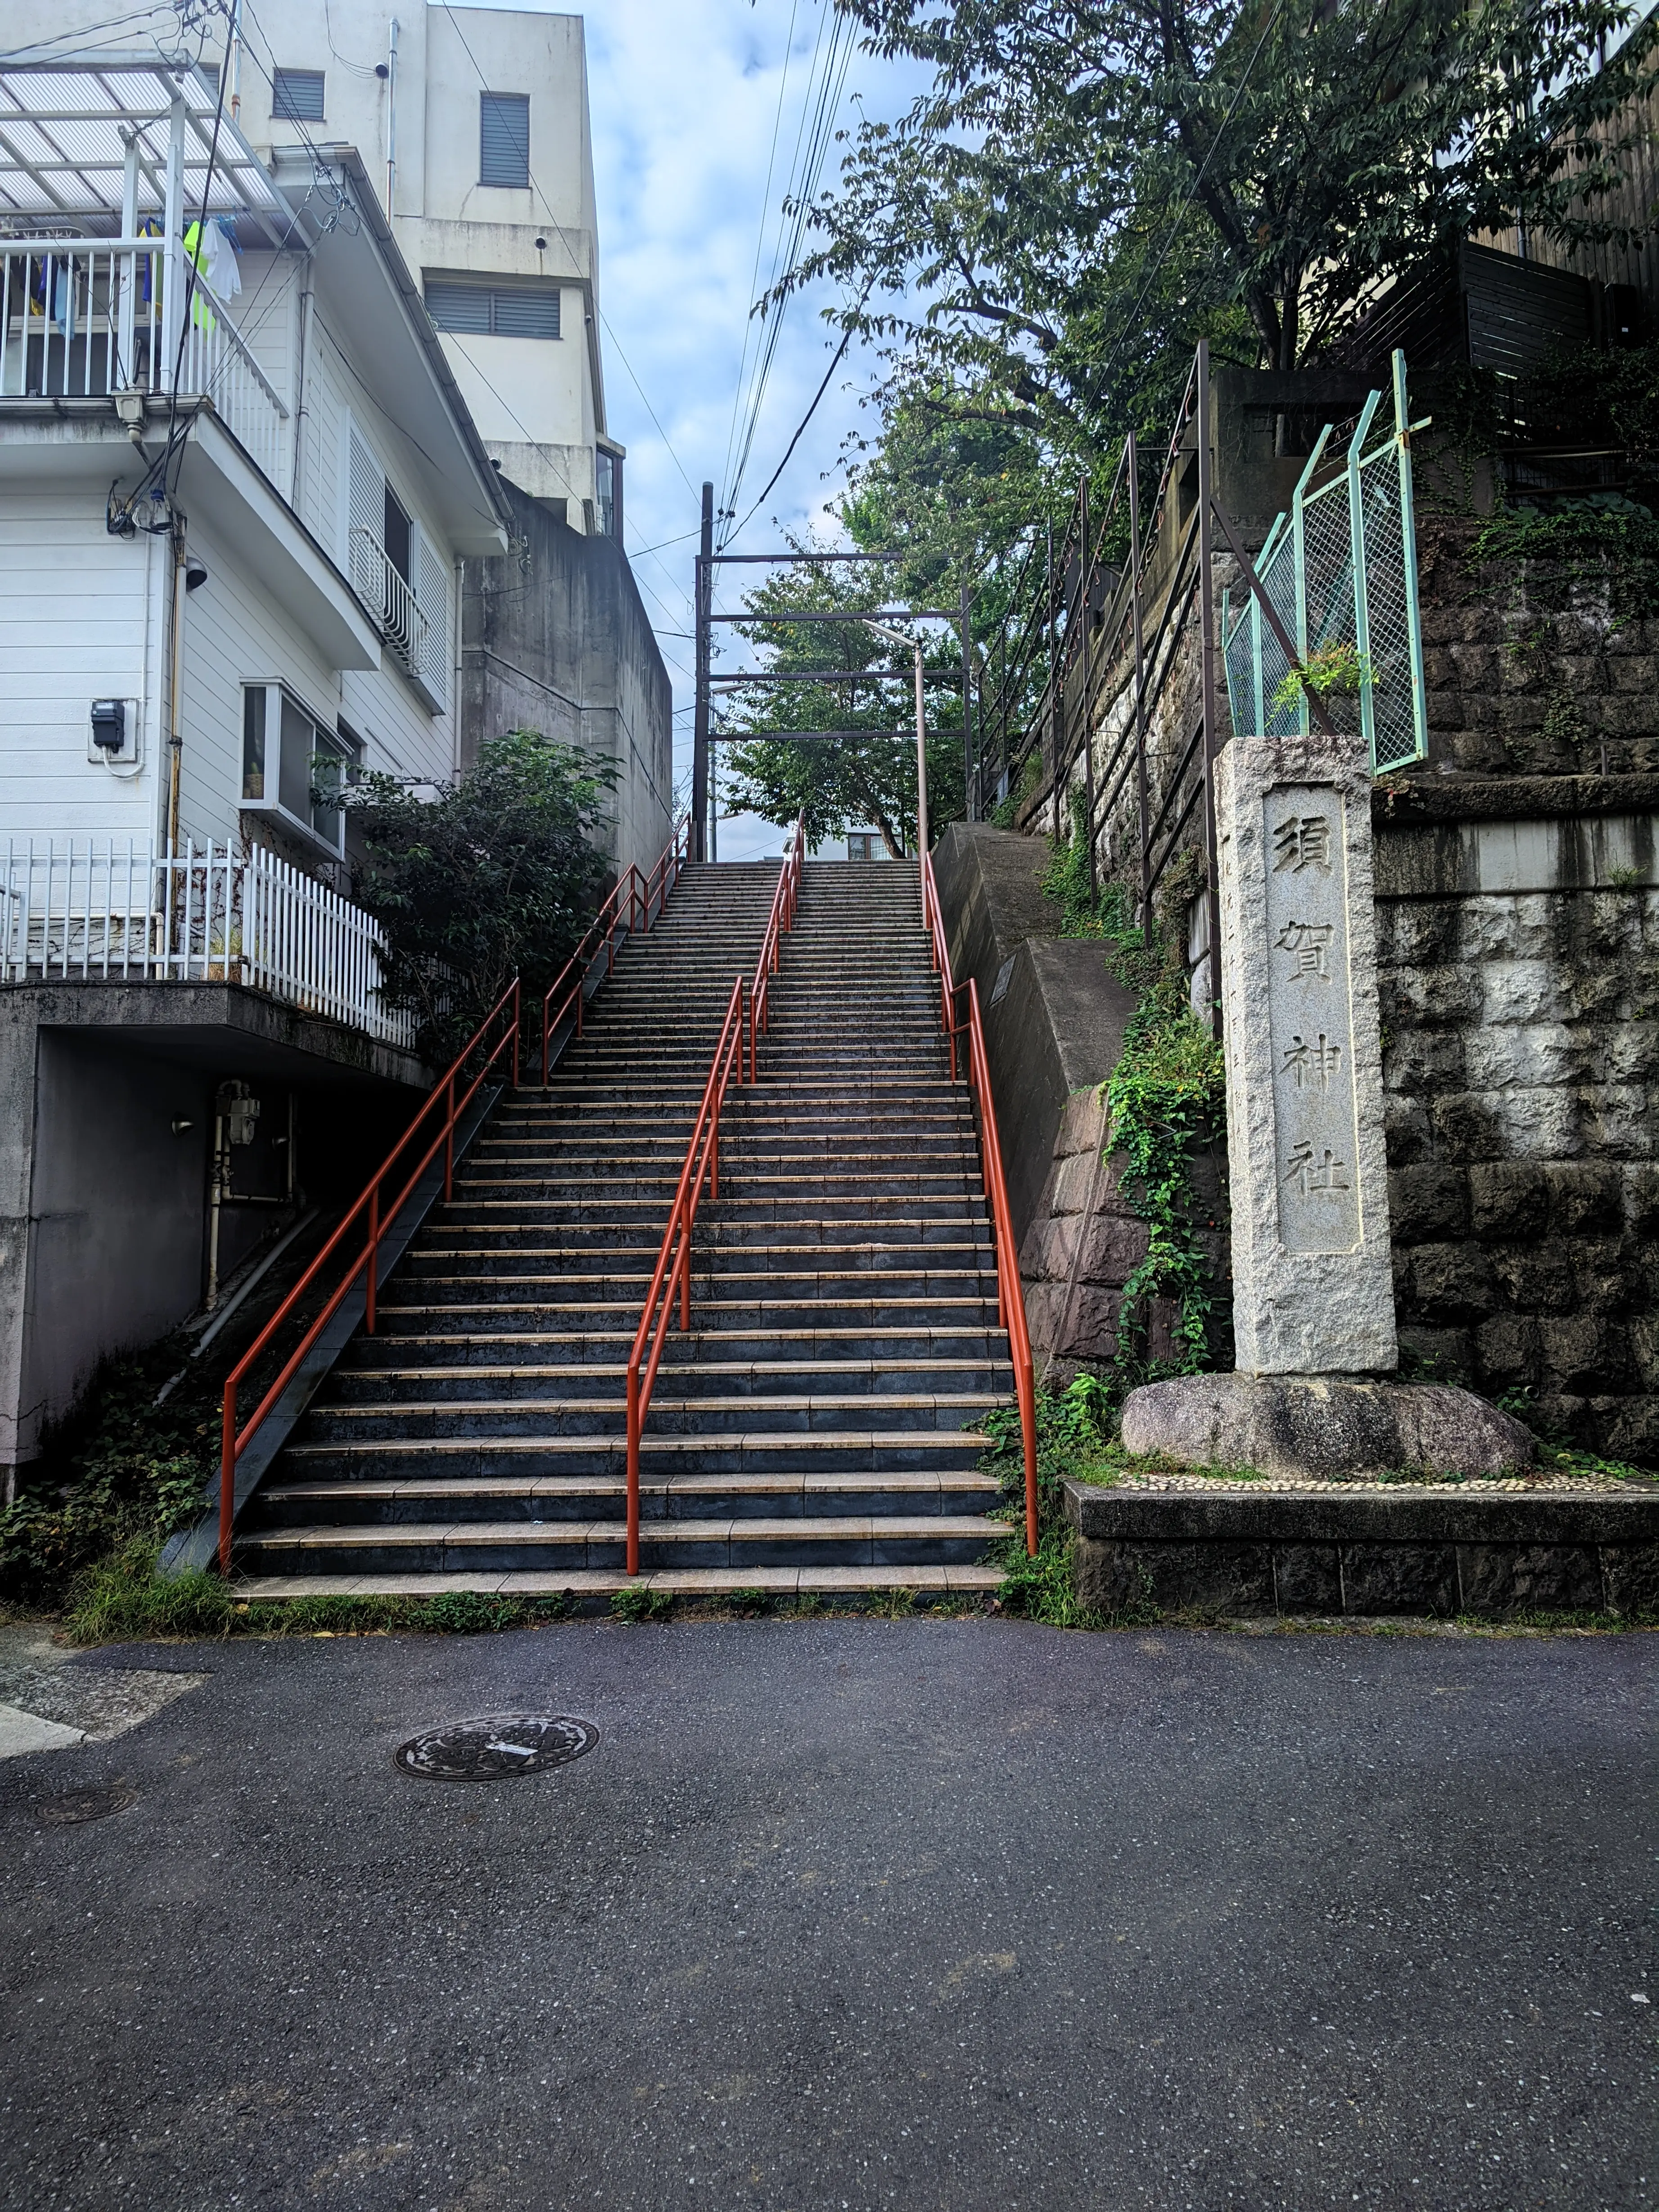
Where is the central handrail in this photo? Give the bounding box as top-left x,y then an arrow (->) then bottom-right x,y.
540,810 -> 693,1080
920,853 -> 1040,1555
622,819 -> 805,1571
217,978 -> 522,1574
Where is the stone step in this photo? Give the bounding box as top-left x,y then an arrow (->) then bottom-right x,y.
236,1512 -> 1008,1575
235,1563 -> 1003,1601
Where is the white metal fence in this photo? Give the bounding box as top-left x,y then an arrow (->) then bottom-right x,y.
0,239 -> 289,484
0,838 -> 415,1047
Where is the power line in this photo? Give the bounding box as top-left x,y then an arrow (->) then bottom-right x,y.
719,0 -> 802,510
722,316 -> 855,548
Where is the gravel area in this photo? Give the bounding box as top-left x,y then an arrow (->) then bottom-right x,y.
1098,1467 -> 1641,1495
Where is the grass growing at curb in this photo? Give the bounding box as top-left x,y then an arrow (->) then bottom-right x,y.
63,1543 -> 579,1645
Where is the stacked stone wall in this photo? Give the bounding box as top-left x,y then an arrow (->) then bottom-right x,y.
1376,838 -> 1658,1460
1416,515 -> 1659,779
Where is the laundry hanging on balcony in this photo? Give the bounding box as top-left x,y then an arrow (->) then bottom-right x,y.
183,218 -> 241,331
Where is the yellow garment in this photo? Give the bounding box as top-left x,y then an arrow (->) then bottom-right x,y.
182,221 -> 218,333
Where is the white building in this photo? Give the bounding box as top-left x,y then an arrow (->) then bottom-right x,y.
0,61 -> 511,862
7,0 -> 620,530
0,60 -> 518,1489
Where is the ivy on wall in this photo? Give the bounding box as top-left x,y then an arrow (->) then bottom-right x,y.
1040,800 -> 1227,1386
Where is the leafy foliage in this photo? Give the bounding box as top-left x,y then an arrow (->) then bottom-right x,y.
1107,984 -> 1228,1372
718,551 -> 965,850
1042,804 -> 1227,1372
1271,641 -> 1370,720
777,0 -> 1658,464
0,1337 -> 215,1602
345,730 -> 615,1060
1470,493 -> 1659,616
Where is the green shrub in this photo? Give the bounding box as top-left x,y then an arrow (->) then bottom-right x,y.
63,1540 -> 235,1645
609,1585 -> 673,1624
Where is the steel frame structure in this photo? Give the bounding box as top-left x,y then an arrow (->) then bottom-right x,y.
690,481 -> 975,861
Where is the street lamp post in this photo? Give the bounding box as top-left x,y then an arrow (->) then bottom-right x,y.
862,619 -> 928,857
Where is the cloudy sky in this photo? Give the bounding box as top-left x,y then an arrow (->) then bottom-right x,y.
528,0 -> 929,860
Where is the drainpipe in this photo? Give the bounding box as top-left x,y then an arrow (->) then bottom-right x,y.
164,520 -> 188,854
290,271 -> 315,506
229,0 -> 243,122
385,18 -> 399,219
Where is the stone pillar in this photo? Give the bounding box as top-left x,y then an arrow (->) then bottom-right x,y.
1118,731 -> 1534,1480
1217,729 -> 1396,1375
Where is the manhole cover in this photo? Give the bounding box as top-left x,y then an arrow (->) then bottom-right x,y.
393,1714 -> 599,1782
40,1785 -> 135,1826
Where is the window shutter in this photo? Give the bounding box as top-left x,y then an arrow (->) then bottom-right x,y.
425,279 -> 493,335
273,68 -> 325,122
479,93 -> 530,188
344,415 -> 385,605
415,530 -> 449,703
427,280 -> 560,339
491,287 -> 559,339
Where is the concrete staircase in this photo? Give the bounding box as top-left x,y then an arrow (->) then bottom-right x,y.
235,859 -> 1012,1602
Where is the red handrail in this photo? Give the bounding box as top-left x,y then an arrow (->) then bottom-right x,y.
540,811 -> 692,1079
920,853 -> 1040,1555
622,822 -> 804,1570
746,814 -> 804,1078
623,975 -> 749,1574
216,979 -> 522,1574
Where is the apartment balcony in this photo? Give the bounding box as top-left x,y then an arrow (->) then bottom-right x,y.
0,835 -> 414,1049
0,238 -> 289,488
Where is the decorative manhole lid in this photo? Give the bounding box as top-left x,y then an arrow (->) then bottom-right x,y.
40,1785 -> 135,1826
393,1714 -> 599,1782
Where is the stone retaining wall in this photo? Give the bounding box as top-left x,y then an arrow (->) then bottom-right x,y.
1064,1479 -> 1659,1619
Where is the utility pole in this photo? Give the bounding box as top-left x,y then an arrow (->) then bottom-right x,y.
692,482 -> 712,862
958,576 -> 975,821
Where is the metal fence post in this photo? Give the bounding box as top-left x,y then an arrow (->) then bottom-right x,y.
1393,348 -> 1430,766
1195,340 -> 1222,1038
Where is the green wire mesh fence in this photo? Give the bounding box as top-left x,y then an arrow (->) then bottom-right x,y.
1223,349 -> 1428,774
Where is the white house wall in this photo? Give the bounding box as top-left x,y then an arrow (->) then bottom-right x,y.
0,485 -> 164,840
174,506 -> 342,847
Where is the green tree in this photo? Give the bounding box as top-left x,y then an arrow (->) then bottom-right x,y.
343,730 -> 615,1059
718,554 -> 966,853
778,0 -> 1659,460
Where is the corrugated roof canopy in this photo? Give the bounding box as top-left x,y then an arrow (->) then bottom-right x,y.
0,63 -> 295,243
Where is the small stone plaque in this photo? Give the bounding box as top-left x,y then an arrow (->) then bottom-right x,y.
1262,788 -> 1362,1254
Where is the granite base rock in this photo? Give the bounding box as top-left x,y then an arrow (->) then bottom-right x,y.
1119,1372 -> 1536,1480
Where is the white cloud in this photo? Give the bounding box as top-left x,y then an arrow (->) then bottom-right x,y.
459,0 -> 925,861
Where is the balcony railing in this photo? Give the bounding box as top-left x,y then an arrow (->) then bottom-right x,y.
349,527 -> 429,677
0,239 -> 289,485
0,836 -> 415,1049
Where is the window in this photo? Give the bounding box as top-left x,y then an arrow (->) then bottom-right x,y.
273,68 -> 325,122
242,685 -> 349,853
342,415 -> 451,709
425,279 -> 559,340
595,447 -> 620,539
383,483 -> 412,586
847,833 -> 885,862
479,91 -> 530,187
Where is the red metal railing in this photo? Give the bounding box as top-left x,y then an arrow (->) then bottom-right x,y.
920,853 -> 1040,1554
541,811 -> 693,1079
216,980 -> 522,1574
622,820 -> 804,1571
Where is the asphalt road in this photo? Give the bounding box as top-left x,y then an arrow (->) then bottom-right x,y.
0,1617 -> 1653,2212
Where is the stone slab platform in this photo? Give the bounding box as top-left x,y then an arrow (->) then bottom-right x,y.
1063,1479 -> 1659,1619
